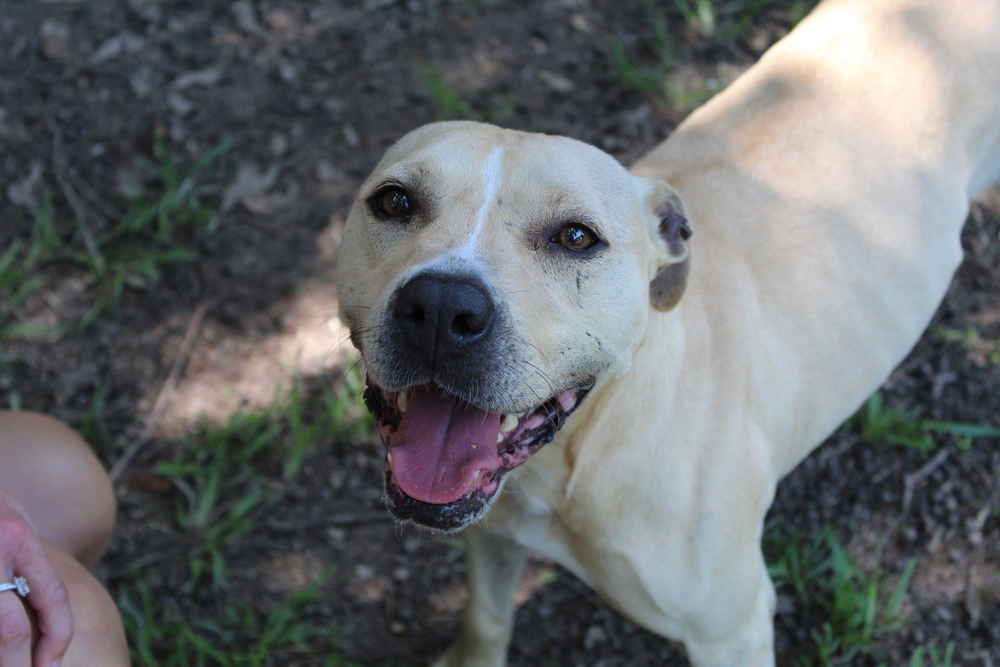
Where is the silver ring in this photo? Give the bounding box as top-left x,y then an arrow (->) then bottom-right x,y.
0,577 -> 29,597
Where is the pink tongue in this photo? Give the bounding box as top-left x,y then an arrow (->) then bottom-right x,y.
388,385 -> 502,505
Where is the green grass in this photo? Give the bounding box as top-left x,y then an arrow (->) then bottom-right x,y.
118,366 -> 372,664
935,324 -> 1000,365
671,0 -> 817,43
607,15 -> 676,101
852,391 -> 1000,452
157,410 -> 276,589
0,191 -> 64,340
77,135 -> 233,329
155,367 -> 371,589
765,520 -> 967,665
606,9 -> 735,115
285,367 -> 371,479
605,12 -> 721,116
414,64 -> 516,125
673,0 -> 719,38
120,575 -> 361,667
415,65 -> 481,121
908,642 -> 955,667
605,0 -> 819,114
765,520 -> 915,665
123,135 -> 232,240
0,135 -> 232,339
788,0 -> 812,25
673,0 -> 781,42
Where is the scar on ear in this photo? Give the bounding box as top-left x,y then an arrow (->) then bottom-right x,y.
658,203 -> 692,246
649,202 -> 691,312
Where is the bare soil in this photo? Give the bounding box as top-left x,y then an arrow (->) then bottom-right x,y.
2,0 -> 999,664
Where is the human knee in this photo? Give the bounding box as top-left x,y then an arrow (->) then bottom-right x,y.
63,579 -> 130,667
0,411 -> 116,565
46,544 -> 129,667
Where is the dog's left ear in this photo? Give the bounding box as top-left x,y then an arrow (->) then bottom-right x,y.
637,177 -> 692,312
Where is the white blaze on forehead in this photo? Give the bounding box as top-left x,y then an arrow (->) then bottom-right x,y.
476,145 -> 505,230
454,145 -> 504,257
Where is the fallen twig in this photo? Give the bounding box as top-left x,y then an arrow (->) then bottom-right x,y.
114,546 -> 187,576
817,434 -> 858,466
49,122 -> 106,273
325,510 -> 394,526
901,447 -> 950,514
265,510 -> 393,532
65,159 -> 123,223
109,296 -> 219,484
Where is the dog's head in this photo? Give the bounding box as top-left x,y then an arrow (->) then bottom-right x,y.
337,121 -> 690,531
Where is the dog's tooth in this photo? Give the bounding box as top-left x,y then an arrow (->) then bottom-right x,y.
557,390 -> 578,412
496,431 -> 505,443
501,413 -> 519,433
466,470 -> 481,494
386,450 -> 394,470
397,389 -> 409,412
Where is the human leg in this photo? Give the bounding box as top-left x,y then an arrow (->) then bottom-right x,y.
40,539 -> 130,667
0,411 -> 116,568
0,410 -> 127,666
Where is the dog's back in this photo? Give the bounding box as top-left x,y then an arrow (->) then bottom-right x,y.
633,0 -> 1000,476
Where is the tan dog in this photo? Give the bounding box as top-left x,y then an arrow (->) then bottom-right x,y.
337,0 -> 1000,664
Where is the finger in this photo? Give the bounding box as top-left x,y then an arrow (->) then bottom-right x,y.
0,589 -> 32,667
13,540 -> 73,667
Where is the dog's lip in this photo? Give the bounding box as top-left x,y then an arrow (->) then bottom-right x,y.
382,471 -> 492,532
364,378 -> 590,529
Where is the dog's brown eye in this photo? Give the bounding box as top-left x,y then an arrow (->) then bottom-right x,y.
376,187 -> 412,217
557,224 -> 597,251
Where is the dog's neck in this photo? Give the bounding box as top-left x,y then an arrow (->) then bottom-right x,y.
555,304 -> 688,476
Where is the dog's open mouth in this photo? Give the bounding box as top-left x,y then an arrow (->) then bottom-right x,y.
363,380 -> 587,531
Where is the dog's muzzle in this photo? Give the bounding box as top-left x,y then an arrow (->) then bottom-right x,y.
354,270 -> 590,530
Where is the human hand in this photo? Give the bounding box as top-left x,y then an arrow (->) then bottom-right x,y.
0,490 -> 72,667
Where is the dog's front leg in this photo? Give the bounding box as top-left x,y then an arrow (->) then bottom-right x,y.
432,525 -> 528,667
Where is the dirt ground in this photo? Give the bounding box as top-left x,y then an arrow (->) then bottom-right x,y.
2,0 -> 1000,665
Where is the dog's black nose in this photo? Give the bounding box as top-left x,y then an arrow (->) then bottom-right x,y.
394,273 -> 494,365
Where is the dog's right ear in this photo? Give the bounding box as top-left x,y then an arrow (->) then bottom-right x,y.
638,177 -> 692,312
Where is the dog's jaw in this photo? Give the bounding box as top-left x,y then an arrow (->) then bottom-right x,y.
364,379 -> 589,531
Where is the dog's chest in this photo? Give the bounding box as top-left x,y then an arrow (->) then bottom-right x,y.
486,442 -> 609,585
